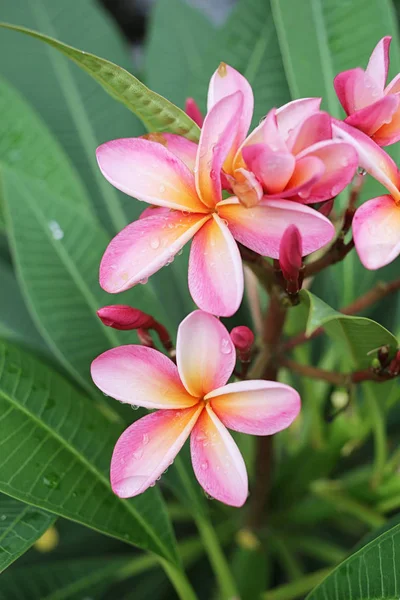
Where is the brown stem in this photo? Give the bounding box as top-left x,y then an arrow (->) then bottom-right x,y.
304,238 -> 354,278
284,277 -> 400,352
280,357 -> 399,385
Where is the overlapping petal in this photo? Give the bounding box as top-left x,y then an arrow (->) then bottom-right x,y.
206,380 -> 301,435
195,92 -> 244,207
91,345 -> 197,409
100,211 -> 210,293
176,310 -> 236,398
111,405 -> 203,498
345,95 -> 399,137
191,404 -> 248,507
353,195 -> 400,269
365,36 -> 391,90
287,112 -> 332,155
188,214 -> 244,316
217,198 -> 335,258
96,138 -> 207,213
275,98 -> 322,139
142,133 -> 198,171
282,156 -> 325,198
242,144 -> 295,195
372,104 -> 400,146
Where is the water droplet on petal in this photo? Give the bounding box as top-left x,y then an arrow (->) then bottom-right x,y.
220,338 -> 232,354
139,277 -> 148,285
357,167 -> 367,176
133,448 -> 143,460
159,184 -> 166,193
142,433 -> 149,445
150,237 -> 160,249
201,461 -> 209,471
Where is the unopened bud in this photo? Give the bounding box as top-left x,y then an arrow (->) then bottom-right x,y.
378,345 -> 390,368
230,326 -> 255,362
97,305 -> 154,330
388,350 -> 400,376
279,225 -> 303,293
185,98 -> 204,128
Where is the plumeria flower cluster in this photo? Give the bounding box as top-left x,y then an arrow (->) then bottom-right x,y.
92,36 -> 400,506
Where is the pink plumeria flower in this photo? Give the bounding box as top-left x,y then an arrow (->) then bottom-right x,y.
333,120 -> 400,269
334,37 -> 400,146
96,66 -> 335,317
91,310 -> 300,507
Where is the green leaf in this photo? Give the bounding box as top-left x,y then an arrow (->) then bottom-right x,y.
187,0 -> 291,126
145,0 -> 216,109
0,339 -> 178,563
300,290 -> 398,367
1,167 -> 170,396
0,495 -> 56,574
306,521 -> 400,599
0,21 -> 200,144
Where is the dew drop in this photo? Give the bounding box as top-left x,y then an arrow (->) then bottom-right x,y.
159,184 -> 166,193
357,166 -> 367,176
131,405 -> 139,410
201,461 -> 209,471
43,473 -> 60,489
220,338 -> 232,355
139,277 -> 149,285
0,515 -> 7,521
48,220 -> 64,240
150,237 -> 160,249
142,433 -> 149,445
133,448 -> 144,460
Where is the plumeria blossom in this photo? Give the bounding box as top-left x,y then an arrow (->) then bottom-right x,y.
333,120 -> 400,269
334,37 -> 400,146
96,66 -> 335,317
91,310 -> 301,507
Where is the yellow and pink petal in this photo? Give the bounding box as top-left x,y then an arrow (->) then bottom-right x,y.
111,405 -> 203,498
190,404 -> 248,507
91,345 -> 197,409
205,380 -> 301,435
176,310 -> 236,398
242,144 -> 295,195
345,95 -> 399,139
275,98 -> 322,140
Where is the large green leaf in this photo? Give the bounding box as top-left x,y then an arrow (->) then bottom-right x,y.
0,495 -> 56,574
0,21 -> 200,145
0,339 -> 178,563
1,167 -> 170,396
300,290 -> 398,367
307,521 -> 400,599
145,0 -> 216,109
187,0 -> 291,127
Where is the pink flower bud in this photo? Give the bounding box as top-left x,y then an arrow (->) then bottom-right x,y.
97,305 -> 154,330
279,225 -> 303,290
185,98 -> 204,127
230,326 -> 255,363
318,199 -> 334,217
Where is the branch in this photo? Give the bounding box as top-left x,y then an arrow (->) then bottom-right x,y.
303,238 -> 354,278
284,277 -> 400,352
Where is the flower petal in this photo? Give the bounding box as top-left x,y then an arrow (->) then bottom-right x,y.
332,120 -> 400,201
207,63 -> 254,154
100,211 -> 210,293
96,138 -> 207,213
365,36 -> 391,91
385,73 -> 400,95
373,102 -> 400,146
188,213 -> 244,316
176,310 -> 236,398
287,112 -> 332,155
217,198 -> 335,258
195,92 -> 244,208
275,98 -> 322,139
190,404 -> 248,507
206,380 -> 301,435
111,405 -> 203,498
242,144 -> 295,194
185,97 -> 204,127
353,195 -> 400,269
142,132 -> 198,171
334,68 -> 381,114
91,345 -> 197,409
233,108 -> 286,170
296,140 -> 358,202
345,95 -> 399,137
281,156 -> 326,198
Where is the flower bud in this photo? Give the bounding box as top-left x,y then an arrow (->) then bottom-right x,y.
317,198 -> 334,217
279,225 -> 303,292
230,326 -> 255,362
97,305 -> 154,330
185,98 -> 204,127
388,350 -> 400,376
378,345 -> 390,368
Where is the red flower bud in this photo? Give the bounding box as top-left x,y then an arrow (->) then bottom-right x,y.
97,305 -> 154,330
388,350 -> 400,376
185,98 -> 204,128
279,225 -> 303,291
230,326 -> 255,363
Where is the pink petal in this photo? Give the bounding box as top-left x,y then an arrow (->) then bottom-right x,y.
229,168 -> 263,208
334,68 -> 382,114
242,144 -> 295,194
100,211 -> 211,293
176,310 -> 236,398
296,140 -> 358,202
353,195 -> 400,269
142,132 -> 198,171
332,120 -> 400,201
190,404 -> 248,507
281,156 -> 326,198
96,138 -> 207,213
275,98 -> 322,140
185,98 -> 204,127
385,73 -> 400,95
345,95 -> 399,137
365,37 -> 391,91
334,69 -> 358,114
373,103 -> 400,146
111,405 -> 203,498
91,345 -> 197,409
188,214 -> 244,317
205,380 -> 301,435
217,198 -> 335,258
207,63 -> 254,156
287,112 -> 332,155
195,92 -> 244,208
139,206 -> 170,220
